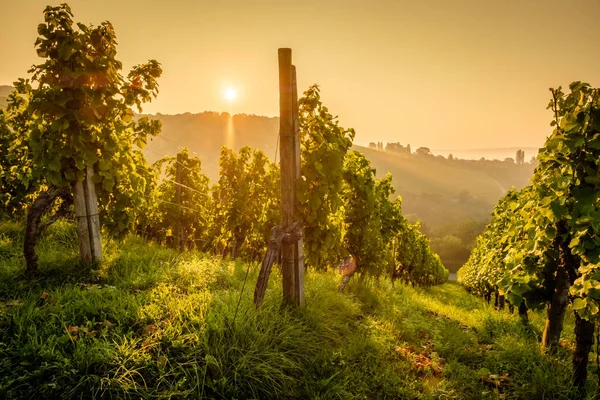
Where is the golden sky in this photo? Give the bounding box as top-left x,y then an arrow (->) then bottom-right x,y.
2,0 -> 600,150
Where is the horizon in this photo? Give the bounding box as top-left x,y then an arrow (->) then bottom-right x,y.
3,1 -> 600,151
0,80 -> 542,155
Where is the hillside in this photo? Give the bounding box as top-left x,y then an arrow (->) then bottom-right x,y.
0,220 -> 591,399
143,112 -> 279,178
354,145 -> 535,226
143,112 -> 535,229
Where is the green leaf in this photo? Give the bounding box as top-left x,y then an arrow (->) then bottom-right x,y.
572,298 -> 587,310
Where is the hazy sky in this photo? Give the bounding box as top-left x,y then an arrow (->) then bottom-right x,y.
2,0 -> 600,150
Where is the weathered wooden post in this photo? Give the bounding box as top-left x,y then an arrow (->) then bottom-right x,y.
253,49 -> 305,308
175,152 -> 184,251
279,48 -> 305,306
73,166 -> 102,263
291,65 -> 305,306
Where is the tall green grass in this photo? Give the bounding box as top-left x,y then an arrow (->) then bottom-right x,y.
0,220 -> 596,399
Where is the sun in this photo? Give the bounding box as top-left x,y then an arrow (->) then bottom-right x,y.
224,88 -> 237,102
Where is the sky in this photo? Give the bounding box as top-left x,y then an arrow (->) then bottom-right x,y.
2,0 -> 600,150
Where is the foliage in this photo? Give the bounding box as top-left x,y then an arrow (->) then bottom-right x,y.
137,148 -> 212,248
460,82 -> 600,320
16,3 -> 162,234
395,221 -> 448,287
210,146 -> 280,259
0,91 -> 37,215
298,87 -> 446,285
457,188 -> 528,299
298,85 -> 354,268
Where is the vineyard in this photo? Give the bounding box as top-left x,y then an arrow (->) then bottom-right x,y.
1,3 -> 599,399
0,5 -> 447,291
458,82 -> 600,390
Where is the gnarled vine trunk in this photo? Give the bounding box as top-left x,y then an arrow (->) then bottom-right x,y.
484,292 -> 491,304
573,313 -> 595,388
518,302 -> 529,326
232,230 -> 246,259
24,186 -> 69,274
494,291 -> 499,308
498,294 -> 505,311
338,255 -> 358,293
542,266 -> 570,353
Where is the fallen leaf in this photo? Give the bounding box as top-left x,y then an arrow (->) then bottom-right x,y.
102,320 -> 115,328
142,324 -> 159,336
66,325 -> 79,334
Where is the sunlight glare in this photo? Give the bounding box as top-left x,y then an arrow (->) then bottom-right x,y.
224,88 -> 237,102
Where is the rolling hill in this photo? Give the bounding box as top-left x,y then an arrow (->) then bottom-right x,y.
143,112 -> 535,228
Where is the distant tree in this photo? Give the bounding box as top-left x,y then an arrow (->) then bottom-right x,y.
386,142 -> 412,154
504,157 -> 515,164
479,157 -> 486,162
368,142 -> 376,149
415,147 -> 432,156
448,153 -> 454,161
430,235 -> 470,263
385,142 -> 398,152
454,219 -> 486,247
515,149 -> 525,165
406,144 -> 411,154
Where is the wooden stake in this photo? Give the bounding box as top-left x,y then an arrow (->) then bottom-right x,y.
73,167 -> 102,264
74,179 -> 92,263
279,48 -> 295,305
291,65 -> 305,307
175,152 -> 184,251
278,48 -> 304,307
84,166 -> 102,262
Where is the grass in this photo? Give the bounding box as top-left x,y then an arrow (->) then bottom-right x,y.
0,219 -> 597,399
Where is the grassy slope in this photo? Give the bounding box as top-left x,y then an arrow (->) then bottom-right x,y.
0,221 -> 595,399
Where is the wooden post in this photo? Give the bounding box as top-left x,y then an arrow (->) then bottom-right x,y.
291,65 -> 305,306
84,166 -> 102,261
73,166 -> 102,264
278,48 -> 304,306
175,153 -> 184,251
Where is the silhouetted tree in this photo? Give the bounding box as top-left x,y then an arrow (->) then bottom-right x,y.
415,147 -> 431,156
515,149 -> 525,165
